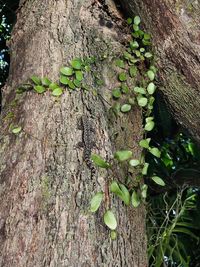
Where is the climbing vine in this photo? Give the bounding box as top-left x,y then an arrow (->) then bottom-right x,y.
7,16 -> 165,237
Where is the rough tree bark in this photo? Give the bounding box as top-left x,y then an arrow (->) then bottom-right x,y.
120,0 -> 200,143
0,0 -> 147,266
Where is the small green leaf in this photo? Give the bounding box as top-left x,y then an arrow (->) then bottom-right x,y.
131,191 -> 140,208
60,66 -> 73,76
151,176 -> 165,186
73,79 -> 81,88
75,70 -> 83,81
149,147 -> 161,158
71,59 -> 82,70
147,70 -> 155,81
144,121 -> 155,131
142,163 -> 149,175
30,75 -> 41,85
129,66 -> 137,77
115,59 -> 125,68
104,210 -> 117,230
127,18 -> 132,25
143,33 -> 151,40
128,98 -> 135,105
150,65 -> 157,73
118,72 -> 127,82
121,83 -> 129,94
141,184 -> 148,199
110,181 -> 130,205
41,77 -> 51,86
49,83 -> 59,90
144,52 -> 153,58
67,79 -> 76,89
91,154 -> 110,168
134,16 -> 141,25
130,41 -> 139,49
134,87 -> 146,94
60,75 -> 70,85
114,150 -> 133,162
52,87 -> 63,96
12,126 -> 22,134
112,88 -> 121,99
147,82 -> 156,94
123,51 -> 133,60
139,138 -> 151,149
140,47 -> 145,53
110,230 -> 117,240
137,96 -> 148,107
121,104 -> 131,113
34,85 -> 46,94
90,192 -> 104,212
129,159 -> 140,167
145,117 -> 154,122
133,24 -> 139,31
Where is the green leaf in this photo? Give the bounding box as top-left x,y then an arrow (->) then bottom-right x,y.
30,75 -> 41,85
121,104 -> 131,113
127,18 -> 132,25
129,66 -> 137,77
143,33 -> 151,40
115,59 -> 125,68
112,88 -> 121,99
150,65 -> 157,73
73,79 -> 81,88
134,16 -> 141,25
118,72 -> 127,82
91,154 -> 110,168
75,70 -> 83,81
134,87 -> 146,94
144,121 -> 155,131
34,85 -> 46,94
151,176 -> 165,186
12,126 -> 22,134
139,138 -> 151,149
128,98 -> 135,105
41,77 -> 51,86
121,83 -> 129,94
104,210 -> 117,230
142,163 -> 149,175
52,87 -> 63,96
60,66 -> 73,76
60,75 -> 70,85
110,230 -> 117,240
123,51 -> 133,60
129,159 -> 140,167
90,192 -> 104,212
147,82 -> 156,94
130,40 -> 139,49
114,150 -> 133,162
149,147 -> 161,158
49,83 -> 60,90
137,96 -> 148,107
71,59 -> 82,70
145,117 -> 154,122
141,184 -> 148,199
144,52 -> 153,58
133,24 -> 139,31
110,181 -> 130,205
147,70 -> 155,81
68,80 -> 76,89
131,191 -> 140,208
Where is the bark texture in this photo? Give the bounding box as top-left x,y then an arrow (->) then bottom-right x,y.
0,0 -> 147,266
121,0 -> 200,143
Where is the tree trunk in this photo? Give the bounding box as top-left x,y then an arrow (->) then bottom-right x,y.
0,0 -> 147,266
120,0 -> 200,143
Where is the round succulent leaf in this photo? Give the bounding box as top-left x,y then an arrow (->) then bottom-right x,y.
127,18 -> 132,25
41,77 -> 51,86
34,85 -> 46,94
151,176 -> 165,186
144,121 -> 155,131
67,80 -> 76,89
139,139 -> 150,149
49,82 -> 60,90
110,230 -> 117,240
60,75 -> 70,85
129,66 -> 137,77
129,159 -> 140,167
114,150 -> 133,162
130,40 -> 139,49
110,181 -> 121,195
103,210 -> 117,230
145,117 -> 154,123
30,75 -> 41,85
137,96 -> 148,107
90,192 -> 104,212
12,126 -> 22,134
118,72 -> 127,82
60,66 -> 73,76
147,70 -> 155,81
121,83 -> 129,94
149,147 -> 161,158
133,24 -> 139,31
121,104 -> 131,113
147,82 -> 156,95
75,70 -> 83,81
112,88 -> 121,99
134,16 -> 141,25
115,59 -> 125,68
134,87 -> 146,94
144,52 -> 153,58
71,59 -> 82,70
91,154 -> 110,168
141,184 -> 148,199
131,191 -> 140,208
52,87 -> 63,96
128,98 -> 135,105
73,79 -> 81,88
142,162 -> 149,175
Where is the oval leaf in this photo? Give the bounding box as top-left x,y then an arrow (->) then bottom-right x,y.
90,192 -> 104,212
112,88 -> 121,99
129,159 -> 140,167
147,82 -> 156,95
134,16 -> 141,26
114,150 -> 133,162
52,87 -> 63,96
147,70 -> 155,81
137,96 -> 148,107
60,66 -> 73,76
104,210 -> 117,230
60,75 -> 69,85
151,176 -> 165,186
12,126 -> 22,134
34,85 -> 45,94
121,104 -> 131,113
71,59 -> 82,70
75,70 -> 83,81
149,147 -> 161,158
91,154 -> 110,169
30,75 -> 41,85
144,121 -> 155,131
41,77 -> 51,86
118,72 -> 127,82
131,191 -> 140,208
